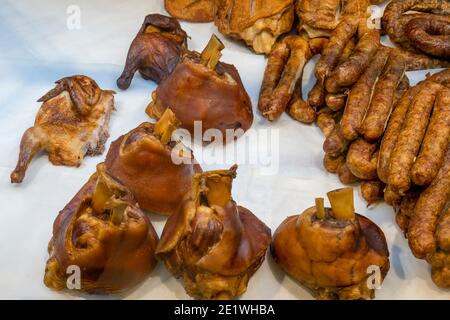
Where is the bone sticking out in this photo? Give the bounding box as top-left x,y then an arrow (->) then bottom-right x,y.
154,108 -> 181,144
327,187 -> 355,220
315,197 -> 326,219
201,34 -> 225,69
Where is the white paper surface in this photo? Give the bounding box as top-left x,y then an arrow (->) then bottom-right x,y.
0,0 -> 448,300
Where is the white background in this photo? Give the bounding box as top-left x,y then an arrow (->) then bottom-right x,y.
0,0 -> 448,299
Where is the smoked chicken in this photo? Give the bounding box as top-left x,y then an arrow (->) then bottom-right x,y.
117,14 -> 188,90
156,165 -> 271,299
105,109 -> 201,216
215,0 -> 295,55
271,188 -> 390,300
164,0 -> 217,22
44,163 -> 159,294
11,75 -> 115,184
146,35 -> 253,137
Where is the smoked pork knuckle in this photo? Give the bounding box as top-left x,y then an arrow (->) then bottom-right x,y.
44,164 -> 159,294
272,188 -> 390,300
156,165 -> 271,299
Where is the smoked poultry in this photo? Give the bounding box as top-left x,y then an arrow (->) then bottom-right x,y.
117,14 -> 188,90
105,109 -> 201,216
156,165 -> 271,299
11,75 -> 115,183
164,0 -> 217,22
215,0 -> 295,55
44,163 -> 159,293
146,35 -> 253,137
271,188 -> 390,300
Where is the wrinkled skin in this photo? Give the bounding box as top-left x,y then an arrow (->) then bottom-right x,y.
117,14 -> 188,90
272,207 -> 389,300
215,0 -> 294,55
11,75 -> 115,183
105,121 -> 200,216
147,51 -> 253,137
165,0 -> 217,22
156,166 -> 271,299
405,18 -> 450,59
44,164 -> 159,294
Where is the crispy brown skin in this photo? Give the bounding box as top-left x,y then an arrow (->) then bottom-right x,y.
271,207 -> 389,300
361,179 -> 385,205
408,148 -> 450,259
326,26 -> 380,93
315,19 -> 359,84
297,0 -> 341,31
387,81 -> 442,195
148,52 -> 253,135
288,85 -> 317,123
361,54 -> 406,142
378,81 -> 418,184
165,0 -> 217,22
406,18 -> 450,58
382,0 -> 450,51
44,166 -> 159,293
411,88 -> 450,186
341,48 -> 390,141
346,139 -> 379,180
117,14 -> 187,90
429,206 -> 450,288
105,123 -> 200,216
259,36 -> 311,121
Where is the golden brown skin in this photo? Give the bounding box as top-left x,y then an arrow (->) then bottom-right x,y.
387,81 -> 443,195
341,48 -> 390,141
147,50 -> 253,136
105,120 -> 200,216
393,47 -> 450,71
361,180 -> 385,206
156,166 -> 271,299
346,139 -> 379,180
408,148 -> 450,260
411,87 -> 450,186
44,164 -> 159,294
165,0 -> 217,22
406,18 -> 450,59
296,0 -> 341,31
271,204 -> 389,299
325,93 -> 347,111
117,14 -> 188,90
360,54 -> 406,142
215,0 -> 294,55
384,184 -> 403,207
11,75 -> 115,184
382,0 -> 450,50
